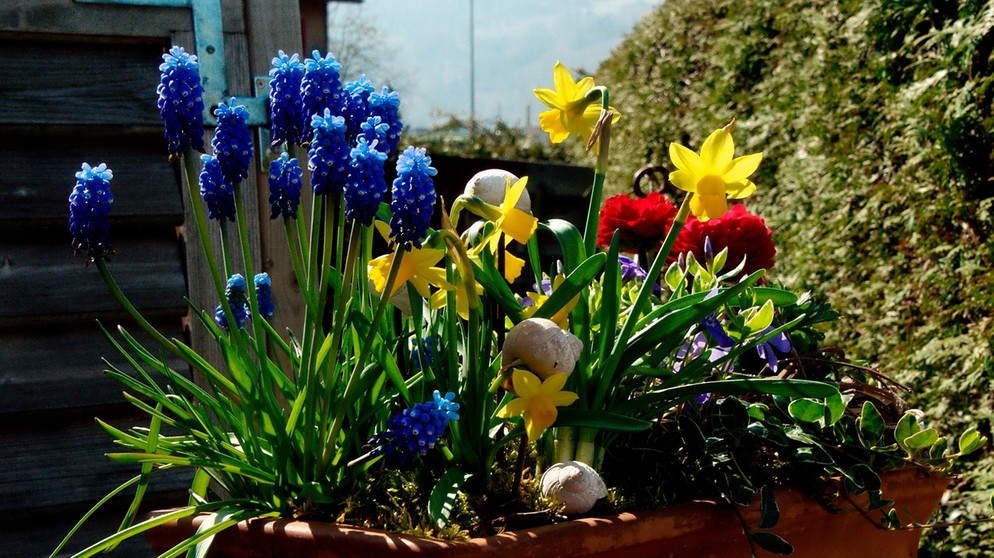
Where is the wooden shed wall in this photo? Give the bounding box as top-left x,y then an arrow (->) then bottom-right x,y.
0,1 -> 319,555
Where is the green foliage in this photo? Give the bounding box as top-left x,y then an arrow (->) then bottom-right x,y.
407,115 -> 575,162
597,0 -> 994,554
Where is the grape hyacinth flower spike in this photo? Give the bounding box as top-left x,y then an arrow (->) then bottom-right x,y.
212,99 -> 254,186
215,273 -> 250,329
301,50 -> 343,127
254,272 -> 274,319
69,163 -> 115,264
308,109 -> 350,195
157,45 -> 205,159
344,136 -> 388,226
368,86 -> 402,156
365,391 -> 459,467
268,152 -> 304,219
389,146 -> 437,248
199,154 -> 236,221
342,75 -> 375,140
268,50 -> 307,147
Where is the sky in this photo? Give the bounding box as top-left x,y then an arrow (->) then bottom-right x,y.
327,0 -> 661,131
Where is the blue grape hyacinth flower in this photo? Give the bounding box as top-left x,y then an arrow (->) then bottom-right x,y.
301,50 -> 344,128
215,273 -> 250,329
308,109 -> 351,196
199,155 -> 236,221
157,46 -> 205,159
368,86 -> 402,156
268,152 -> 303,219
254,272 -> 274,319
344,136 -> 388,226
342,75 -> 374,140
268,50 -> 307,146
69,162 -> 115,263
368,391 -> 460,467
389,146 -> 437,248
212,99 -> 253,185
359,115 -> 390,148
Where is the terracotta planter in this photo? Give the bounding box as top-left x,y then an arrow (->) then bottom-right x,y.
146,468 -> 948,558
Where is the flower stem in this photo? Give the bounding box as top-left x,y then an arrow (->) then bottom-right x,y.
582,90 -> 613,258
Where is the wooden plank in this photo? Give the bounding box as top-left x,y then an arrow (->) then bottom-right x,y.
0,126 -> 183,229
0,39 -> 166,126
0,0 -> 240,39
0,406 -> 193,512
0,233 -> 187,323
0,320 -> 188,413
2,490 -> 187,558
242,0 -> 306,353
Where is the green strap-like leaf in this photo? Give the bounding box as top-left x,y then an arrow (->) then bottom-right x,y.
429,467 -> 473,529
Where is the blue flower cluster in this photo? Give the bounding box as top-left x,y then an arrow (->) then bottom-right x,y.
368,391 -> 460,466
369,87 -> 403,156
267,152 -> 303,219
198,154 -> 236,221
156,46 -> 205,158
341,75 -> 374,141
307,109 -> 351,196
268,50 -> 307,147
254,272 -> 274,319
411,335 -> 445,374
390,147 -> 437,248
69,163 -> 115,262
300,50 -> 344,128
215,274 -> 250,329
344,137 -> 388,226
212,100 -> 254,185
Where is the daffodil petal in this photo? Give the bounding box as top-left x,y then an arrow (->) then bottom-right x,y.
668,142 -> 705,177
541,371 -> 570,393
727,180 -> 757,199
538,109 -> 570,143
497,397 -> 530,419
499,208 -> 538,245
573,76 -> 595,96
552,61 -> 577,98
512,369 -> 542,397
690,193 -> 728,222
549,391 -> 579,407
368,253 -> 394,293
723,152 -> 763,182
534,87 -> 565,110
700,129 -> 734,169
525,394 -> 558,440
668,169 -> 698,193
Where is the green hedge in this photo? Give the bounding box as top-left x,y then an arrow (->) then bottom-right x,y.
596,1 -> 993,555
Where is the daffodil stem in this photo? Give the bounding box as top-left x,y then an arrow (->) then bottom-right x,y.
582,90 -> 612,258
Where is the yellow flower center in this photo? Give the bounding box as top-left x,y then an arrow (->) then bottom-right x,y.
697,174 -> 727,196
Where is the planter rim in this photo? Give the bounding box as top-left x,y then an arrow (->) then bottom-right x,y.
146,467 -> 951,557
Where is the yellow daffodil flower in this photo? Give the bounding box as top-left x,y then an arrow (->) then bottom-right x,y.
668,127 -> 762,222
484,176 -> 538,250
534,61 -> 621,144
429,278 -> 482,321
520,272 -> 579,328
368,247 -> 454,298
496,369 -> 578,441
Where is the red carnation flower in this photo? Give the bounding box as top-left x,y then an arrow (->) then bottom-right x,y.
670,204 -> 775,276
597,192 -> 678,251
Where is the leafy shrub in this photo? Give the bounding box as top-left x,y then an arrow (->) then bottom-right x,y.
596,0 -> 994,555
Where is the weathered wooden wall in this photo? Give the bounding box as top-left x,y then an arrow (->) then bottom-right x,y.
0,1 -> 320,555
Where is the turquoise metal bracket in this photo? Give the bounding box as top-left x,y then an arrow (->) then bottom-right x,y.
75,0 -> 269,128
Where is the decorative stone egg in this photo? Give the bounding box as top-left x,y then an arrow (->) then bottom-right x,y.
501,317 -> 583,380
540,460 -> 608,515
